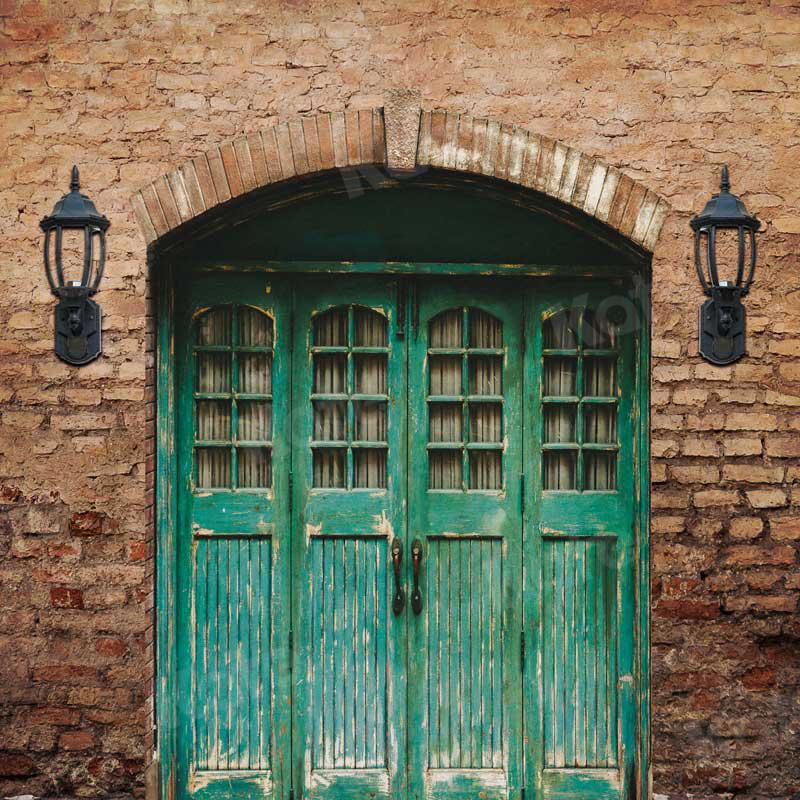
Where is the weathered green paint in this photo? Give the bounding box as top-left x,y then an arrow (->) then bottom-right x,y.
156,254 -> 178,800
173,274 -> 294,800
407,280 -> 524,800
291,277 -> 408,800
159,266 -> 649,800
523,283 -> 640,800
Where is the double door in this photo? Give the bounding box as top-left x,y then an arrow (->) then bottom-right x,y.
174,272 -> 637,800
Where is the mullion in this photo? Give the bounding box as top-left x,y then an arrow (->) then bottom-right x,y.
466,394 -> 503,403
230,305 -> 240,489
194,345 -> 232,353
461,307 -> 470,491
233,346 -> 274,354
346,305 -> 355,489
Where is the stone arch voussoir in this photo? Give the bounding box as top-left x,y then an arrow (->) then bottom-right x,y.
131,91 -> 670,252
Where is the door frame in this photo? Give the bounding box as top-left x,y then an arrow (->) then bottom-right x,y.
154,259 -> 651,800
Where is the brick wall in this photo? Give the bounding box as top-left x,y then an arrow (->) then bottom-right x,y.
1,1 -> 798,798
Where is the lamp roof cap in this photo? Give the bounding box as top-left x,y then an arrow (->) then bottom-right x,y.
40,166 -> 110,232
691,166 -> 759,232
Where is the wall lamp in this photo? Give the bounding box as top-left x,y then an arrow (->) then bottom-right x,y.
40,166 -> 109,365
691,166 -> 760,365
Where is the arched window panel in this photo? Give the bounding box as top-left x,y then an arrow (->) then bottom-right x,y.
311,305 -> 388,489
427,308 -> 503,491
193,305 -> 274,490
542,308 -> 619,492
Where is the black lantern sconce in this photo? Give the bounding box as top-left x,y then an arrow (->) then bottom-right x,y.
40,166 -> 109,365
691,166 -> 760,365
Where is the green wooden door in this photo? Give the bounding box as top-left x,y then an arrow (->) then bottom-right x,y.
174,273 -> 293,800
171,270 -> 643,800
407,279 -> 524,800
523,285 -> 638,800
291,277 -> 408,800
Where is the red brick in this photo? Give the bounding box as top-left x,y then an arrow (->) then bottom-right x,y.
50,587 -> 84,609
655,599 -> 721,620
741,666 -> 776,691
59,729 -> 95,751
68,510 -> 114,536
0,753 -> 36,776
33,665 -> 99,684
95,637 -> 129,657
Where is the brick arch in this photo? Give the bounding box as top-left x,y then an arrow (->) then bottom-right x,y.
131,95 -> 670,252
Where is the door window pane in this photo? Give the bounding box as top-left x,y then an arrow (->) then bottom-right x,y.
239,352 -> 272,395
469,403 -> 502,443
544,357 -> 577,396
314,449 -> 346,489
584,405 -> 617,444
196,447 -> 231,489
238,447 -> 272,489
314,308 -> 348,346
314,400 -> 346,441
585,451 -> 616,490
429,308 -> 462,348
311,306 -> 389,489
430,403 -> 462,443
582,308 -> 616,349
544,404 -> 577,444
427,308 -> 504,491
354,354 -> 387,394
469,356 -> 502,395
238,401 -> 272,441
196,353 -> 231,393
429,449 -> 461,490
469,309 -> 503,348
354,449 -> 387,489
543,311 -> 578,349
196,400 -> 231,441
192,305 -> 274,490
584,356 -> 616,397
429,356 -> 462,395
314,353 -> 346,393
239,306 -> 274,347
354,400 -> 387,442
543,450 -> 576,491
197,306 -> 232,346
354,307 -> 388,347
540,309 -> 619,492
470,450 -> 502,490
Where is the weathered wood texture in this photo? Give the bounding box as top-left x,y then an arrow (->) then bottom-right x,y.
542,537 -> 618,769
426,537 -> 504,770
193,536 -> 273,772
309,537 -> 387,770
168,273 -> 642,800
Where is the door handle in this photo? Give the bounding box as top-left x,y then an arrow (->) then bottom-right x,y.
411,538 -> 423,615
391,538 -> 405,616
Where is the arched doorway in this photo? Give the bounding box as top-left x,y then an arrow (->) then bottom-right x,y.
140,104 -> 664,800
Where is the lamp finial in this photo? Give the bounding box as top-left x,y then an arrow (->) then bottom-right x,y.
720,165 -> 730,193
70,165 -> 80,192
